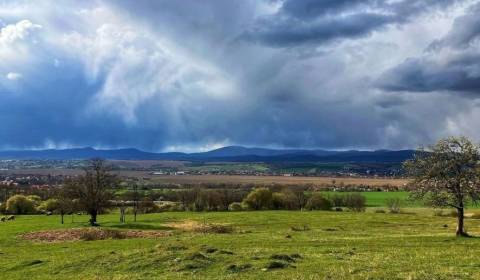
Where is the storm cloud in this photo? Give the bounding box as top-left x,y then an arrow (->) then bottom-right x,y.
378,2 -> 480,94
0,0 -> 479,151
242,0 -> 462,47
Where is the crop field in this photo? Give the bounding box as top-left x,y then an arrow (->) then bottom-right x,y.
0,168 -> 408,187
2,209 -> 480,280
147,175 -> 409,187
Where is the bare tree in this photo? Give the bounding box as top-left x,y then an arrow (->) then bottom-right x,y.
65,159 -> 117,226
404,137 -> 480,237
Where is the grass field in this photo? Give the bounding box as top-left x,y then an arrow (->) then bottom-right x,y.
322,191 -> 415,207
2,209 -> 480,279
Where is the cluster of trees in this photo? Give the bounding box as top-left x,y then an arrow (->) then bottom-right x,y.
0,159 -> 116,225
240,188 -> 366,211
174,188 -> 245,211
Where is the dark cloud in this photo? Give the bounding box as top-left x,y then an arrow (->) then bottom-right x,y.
243,0 -> 461,47
242,13 -> 394,47
0,0 -> 479,151
378,2 -> 480,94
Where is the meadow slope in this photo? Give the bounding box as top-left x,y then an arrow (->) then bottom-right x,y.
1,210 -> 480,279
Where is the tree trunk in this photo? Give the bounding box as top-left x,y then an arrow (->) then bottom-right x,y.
456,207 -> 469,237
89,210 -> 98,226
61,212 -> 64,224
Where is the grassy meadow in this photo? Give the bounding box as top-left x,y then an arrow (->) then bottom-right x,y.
2,208 -> 480,279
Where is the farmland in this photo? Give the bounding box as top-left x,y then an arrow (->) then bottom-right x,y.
146,175 -> 408,187
2,210 -> 480,279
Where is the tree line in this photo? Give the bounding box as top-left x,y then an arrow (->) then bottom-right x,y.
1,136 -> 480,237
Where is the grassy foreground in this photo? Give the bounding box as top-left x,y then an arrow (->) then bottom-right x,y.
1,210 -> 480,280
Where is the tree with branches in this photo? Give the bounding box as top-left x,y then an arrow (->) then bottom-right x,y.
404,136 -> 480,237
65,159 -> 117,226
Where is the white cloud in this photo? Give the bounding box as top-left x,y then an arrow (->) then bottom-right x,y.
0,19 -> 41,45
6,72 -> 22,80
60,14 -> 235,125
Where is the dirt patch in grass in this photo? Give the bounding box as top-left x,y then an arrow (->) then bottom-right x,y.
20,228 -> 171,243
166,220 -> 234,234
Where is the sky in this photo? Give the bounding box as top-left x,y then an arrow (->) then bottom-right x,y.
1,0 -> 480,152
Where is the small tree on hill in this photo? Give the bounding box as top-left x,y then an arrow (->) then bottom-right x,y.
404,136 -> 480,237
65,159 -> 117,226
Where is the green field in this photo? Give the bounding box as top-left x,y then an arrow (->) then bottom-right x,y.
2,209 -> 480,279
322,191 -> 415,207
320,192 -> 480,208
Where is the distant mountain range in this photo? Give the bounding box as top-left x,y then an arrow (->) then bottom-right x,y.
0,146 -> 417,163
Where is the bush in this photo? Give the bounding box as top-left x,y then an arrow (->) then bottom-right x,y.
272,191 -> 299,210
26,195 -> 42,208
228,202 -> 244,211
138,198 -> 159,213
344,193 -> 366,212
6,195 -> 36,214
242,188 -> 273,210
305,193 -> 332,211
329,194 -> 345,207
37,199 -> 60,213
385,198 -> 402,213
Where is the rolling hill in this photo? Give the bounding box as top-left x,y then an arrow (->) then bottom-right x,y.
0,146 -> 417,163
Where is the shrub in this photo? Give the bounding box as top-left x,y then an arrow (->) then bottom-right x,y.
26,195 -> 42,208
242,188 -> 273,210
385,198 -> 402,213
329,194 -> 345,207
344,193 -> 366,212
305,193 -> 332,211
138,198 -> 159,213
37,199 -> 60,213
272,191 -> 299,210
228,202 -> 244,211
6,195 -> 36,214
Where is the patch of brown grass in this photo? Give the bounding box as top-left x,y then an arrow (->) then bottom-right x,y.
166,220 -> 234,234
466,212 -> 480,219
20,228 -> 171,243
